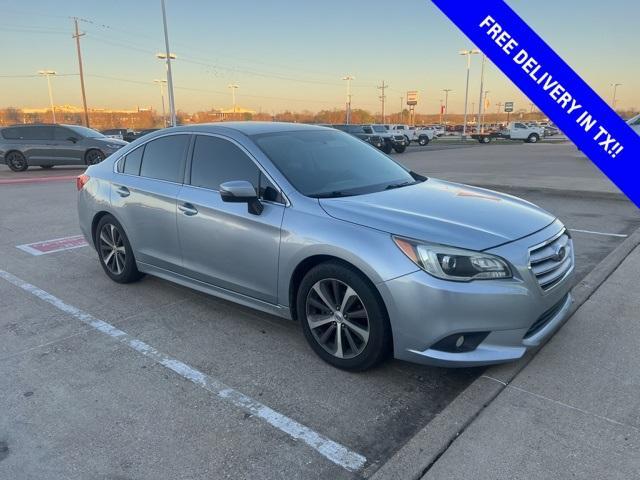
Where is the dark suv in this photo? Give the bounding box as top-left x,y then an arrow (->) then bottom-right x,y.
331,124 -> 386,151
362,124 -> 407,153
0,124 -> 127,171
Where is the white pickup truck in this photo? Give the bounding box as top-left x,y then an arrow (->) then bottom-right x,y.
386,124 -> 434,146
627,114 -> 640,134
471,121 -> 544,144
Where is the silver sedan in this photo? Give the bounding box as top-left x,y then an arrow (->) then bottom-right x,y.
77,122 -> 574,370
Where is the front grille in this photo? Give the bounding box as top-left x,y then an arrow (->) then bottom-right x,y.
529,230 -> 573,291
524,293 -> 569,338
393,135 -> 404,141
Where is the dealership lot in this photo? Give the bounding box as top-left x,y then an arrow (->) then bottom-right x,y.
1,142 -> 638,479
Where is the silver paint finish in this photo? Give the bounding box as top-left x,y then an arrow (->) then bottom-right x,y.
78,122 -> 575,367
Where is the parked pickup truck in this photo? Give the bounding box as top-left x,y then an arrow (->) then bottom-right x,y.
470,122 -> 545,144
332,124 -> 386,150
363,124 -> 407,153
386,124 -> 434,146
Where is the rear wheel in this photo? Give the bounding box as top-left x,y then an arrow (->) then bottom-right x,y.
85,149 -> 105,166
6,151 -> 28,172
297,262 -> 391,371
418,136 -> 429,146
527,133 -> 539,143
480,136 -> 491,144
95,214 -> 143,284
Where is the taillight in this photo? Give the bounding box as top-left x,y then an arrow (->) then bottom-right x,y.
76,174 -> 90,191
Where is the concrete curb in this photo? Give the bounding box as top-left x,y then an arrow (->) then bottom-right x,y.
370,224 -> 640,480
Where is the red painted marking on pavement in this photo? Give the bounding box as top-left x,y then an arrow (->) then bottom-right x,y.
16,235 -> 88,256
0,175 -> 79,185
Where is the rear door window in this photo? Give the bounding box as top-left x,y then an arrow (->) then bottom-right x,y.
121,146 -> 145,175
139,134 -> 189,183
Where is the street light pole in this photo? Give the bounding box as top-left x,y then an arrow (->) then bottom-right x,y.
342,75 -> 355,124
154,79 -> 167,127
477,53 -> 486,133
610,83 -> 622,110
442,89 -> 452,127
38,70 -> 57,123
228,84 -> 239,116
160,0 -> 176,126
459,49 -> 480,138
72,17 -> 90,127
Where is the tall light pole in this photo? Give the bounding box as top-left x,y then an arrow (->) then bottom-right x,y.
154,79 -> 167,127
459,49 -> 480,138
442,89 -> 452,126
477,53 -> 487,133
38,70 -> 57,123
482,90 -> 490,127
228,84 -> 239,116
399,96 -> 404,123
439,98 -> 444,124
72,18 -> 90,127
342,75 -> 355,124
610,83 -> 622,110
160,0 -> 176,126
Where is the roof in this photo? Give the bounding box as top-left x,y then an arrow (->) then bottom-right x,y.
171,121 -> 330,136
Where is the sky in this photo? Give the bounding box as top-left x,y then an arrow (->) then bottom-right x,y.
0,0 -> 638,115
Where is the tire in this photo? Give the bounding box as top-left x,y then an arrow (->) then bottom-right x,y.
527,133 -> 539,143
381,142 -> 393,154
85,149 -> 106,166
393,145 -> 406,153
40,165 -> 54,169
480,136 -> 491,144
297,261 -> 392,371
6,151 -> 28,172
418,136 -> 429,146
404,135 -> 411,145
95,214 -> 143,284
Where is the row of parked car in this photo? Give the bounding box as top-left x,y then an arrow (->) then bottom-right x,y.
100,128 -> 160,143
326,124 -> 438,154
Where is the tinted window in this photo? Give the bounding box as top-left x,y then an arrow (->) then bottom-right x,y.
65,125 -> 104,138
139,135 -> 188,183
122,146 -> 145,175
190,135 -> 260,191
10,126 -> 54,140
362,126 -> 373,134
253,130 -> 416,197
54,126 -> 75,141
1,127 -> 21,140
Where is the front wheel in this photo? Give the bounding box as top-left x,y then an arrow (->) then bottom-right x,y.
393,145 -> 407,153
85,149 -> 105,165
527,134 -> 539,143
6,151 -> 28,172
480,136 -> 491,144
95,214 -> 143,284
297,262 -> 391,371
418,136 -> 429,146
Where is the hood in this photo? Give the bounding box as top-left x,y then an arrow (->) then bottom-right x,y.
95,137 -> 128,146
319,179 -> 556,250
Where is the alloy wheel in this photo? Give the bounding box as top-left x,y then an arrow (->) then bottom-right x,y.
86,150 -> 105,165
99,223 -> 126,275
305,278 -> 370,359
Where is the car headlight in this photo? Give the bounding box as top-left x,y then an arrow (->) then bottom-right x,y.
393,236 -> 512,281
105,143 -> 123,150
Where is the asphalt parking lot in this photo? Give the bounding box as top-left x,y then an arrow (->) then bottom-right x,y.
1,142 -> 638,479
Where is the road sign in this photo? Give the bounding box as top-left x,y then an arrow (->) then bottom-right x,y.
406,90 -> 419,106
504,101 -> 514,113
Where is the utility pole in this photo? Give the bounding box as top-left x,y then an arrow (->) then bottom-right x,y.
228,84 -> 239,116
610,83 -> 622,110
160,0 -> 177,126
442,89 -> 452,126
496,102 -> 503,118
477,53 -> 486,133
439,98 -> 443,124
459,49 -> 480,138
399,96 -> 404,123
72,18 -> 90,127
154,79 -> 167,126
377,80 -> 387,123
342,75 -> 355,124
483,91 -> 490,126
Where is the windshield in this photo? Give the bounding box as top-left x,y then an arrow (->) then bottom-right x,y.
252,130 -> 417,197
372,125 -> 387,133
66,125 -> 105,138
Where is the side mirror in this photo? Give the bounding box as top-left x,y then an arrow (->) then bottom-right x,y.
219,180 -> 263,215
67,137 -> 78,143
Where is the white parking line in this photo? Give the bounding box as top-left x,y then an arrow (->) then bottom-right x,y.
569,228 -> 628,238
0,268 -> 367,473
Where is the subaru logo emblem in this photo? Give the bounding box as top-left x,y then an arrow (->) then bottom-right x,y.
552,245 -> 566,262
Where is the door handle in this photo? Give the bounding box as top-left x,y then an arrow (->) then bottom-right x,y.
178,203 -> 198,216
115,186 -> 130,197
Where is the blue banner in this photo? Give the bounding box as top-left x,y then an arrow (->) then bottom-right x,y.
431,0 -> 640,208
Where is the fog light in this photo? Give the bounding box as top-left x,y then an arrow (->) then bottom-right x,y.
455,335 -> 465,349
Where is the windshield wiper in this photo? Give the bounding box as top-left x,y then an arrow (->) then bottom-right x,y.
385,181 -> 415,190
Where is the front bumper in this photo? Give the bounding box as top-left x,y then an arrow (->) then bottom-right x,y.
378,220 -> 575,367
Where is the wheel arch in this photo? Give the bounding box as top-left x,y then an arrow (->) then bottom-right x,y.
3,149 -> 25,163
